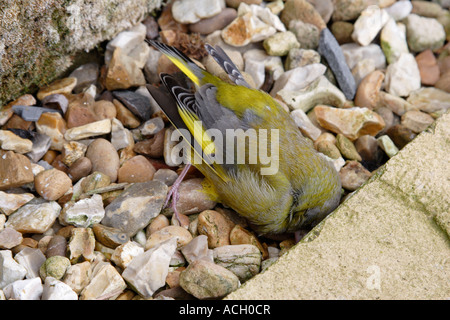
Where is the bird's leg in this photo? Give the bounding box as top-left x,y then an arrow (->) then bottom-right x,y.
164,163 -> 191,226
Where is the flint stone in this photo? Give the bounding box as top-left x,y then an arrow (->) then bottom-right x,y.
14,247 -> 46,279
102,180 -> 168,236
0,250 -> 27,289
112,90 -> 153,121
318,28 -> 356,100
122,237 -> 177,298
12,105 -> 62,122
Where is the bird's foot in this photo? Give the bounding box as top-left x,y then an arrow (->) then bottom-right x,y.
164,164 -> 191,228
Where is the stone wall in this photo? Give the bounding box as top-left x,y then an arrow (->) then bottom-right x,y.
0,0 -> 162,106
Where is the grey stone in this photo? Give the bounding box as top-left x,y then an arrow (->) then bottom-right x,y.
14,247 -> 46,279
69,62 -> 100,94
102,180 -> 168,236
41,94 -> 69,114
318,28 -> 356,100
12,105 -> 62,122
112,90 -> 153,121
26,133 -> 52,163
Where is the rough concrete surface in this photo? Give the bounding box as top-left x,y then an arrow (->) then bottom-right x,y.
0,0 -> 162,106
226,112 -> 450,300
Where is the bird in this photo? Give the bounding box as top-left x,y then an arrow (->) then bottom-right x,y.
146,40 -> 341,239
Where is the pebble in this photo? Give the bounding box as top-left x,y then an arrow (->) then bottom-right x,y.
60,194 -> 105,228
385,0 -> 412,21
354,70 -> 385,110
290,109 -> 322,141
288,20 -> 320,50
281,0 -> 326,31
380,18 -> 409,64
145,225 -> 193,250
190,7 -> 237,35
122,237 -> 177,298
64,93 -> 96,129
36,77 -> 77,101
213,244 -> 261,282
146,214 -> 170,236
336,134 -> 362,161
112,90 -> 153,121
67,227 -> 96,263
64,119 -> 112,141
385,53 -> 421,97
0,151 -> 34,190
415,50 -> 441,86
319,28 -> 356,100
34,168 -> 72,201
332,0 -> 366,21
92,100 -> 117,121
374,106 -> 395,135
263,31 -> 300,56
14,247 -> 46,279
198,210 -> 235,248
222,3 -> 285,46
105,48 -> 146,91
229,225 -> 267,259
61,141 -> 87,167
377,91 -> 416,116
3,277 -> 43,300
172,0 -> 225,24
140,117 -> 165,136
40,255 -> 71,281
275,75 -> 346,112
35,112 -> 67,151
330,21 -> 354,44
0,94 -> 36,126
315,140 -> 341,159
42,276 -> 78,300
0,191 -> 34,216
352,59 -> 376,89
401,110 -> 435,134
26,133 -> 52,163
181,235 -> 213,264
153,168 -> 179,186
179,259 -> 240,299
80,261 -> 127,300
354,135 -> 381,164
406,87 -> 450,114
405,14 -> 446,52
243,49 -> 283,89
0,227 -> 23,249
110,241 -> 143,269
339,160 -> 372,191
314,105 -> 386,141
435,71 -> 450,93
45,235 -> 67,258
80,171 -> 111,193
133,128 -> 165,158
69,63 -> 100,94
5,198 -> 61,233
352,5 -> 389,46
377,135 -> 399,158
285,48 -> 321,70
85,138 -> 120,182
168,178 -> 217,216
118,155 -> 156,183
62,261 -> 91,294
102,180 -> 168,237
386,124 -> 417,150
0,250 -> 27,289
0,130 -> 33,154
341,43 -> 386,70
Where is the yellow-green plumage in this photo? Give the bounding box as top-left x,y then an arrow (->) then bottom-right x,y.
147,41 -> 341,235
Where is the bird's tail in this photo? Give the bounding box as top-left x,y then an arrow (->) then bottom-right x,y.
146,40 -> 208,86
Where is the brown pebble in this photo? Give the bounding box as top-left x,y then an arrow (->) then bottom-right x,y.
118,155 -> 156,183
35,168 -> 72,201
386,124 -> 417,149
68,157 -> 92,182
415,49 -> 440,86
197,210 -> 234,248
339,161 -> 372,191
146,214 -> 170,237
46,235 -> 67,258
133,128 -> 165,158
85,138 -> 120,182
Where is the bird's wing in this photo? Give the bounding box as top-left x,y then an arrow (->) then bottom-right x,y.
204,44 -> 251,88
